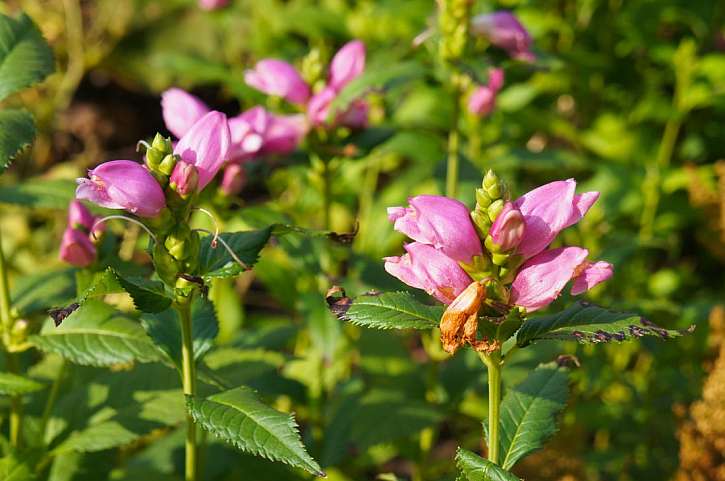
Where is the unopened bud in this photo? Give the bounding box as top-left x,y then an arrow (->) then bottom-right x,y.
440,281 -> 485,354
471,210 -> 491,238
151,133 -> 173,153
153,242 -> 180,286
483,169 -> 498,189
158,154 -> 178,176
487,199 -> 504,222
487,202 -> 525,252
170,161 -> 199,198
475,187 -> 492,208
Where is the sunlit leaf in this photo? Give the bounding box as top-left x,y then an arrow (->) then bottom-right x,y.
0,109 -> 34,171
187,387 -> 324,476
0,12 -> 54,101
455,448 -> 520,481
197,227 -> 272,280
0,372 -> 44,395
335,291 -> 442,330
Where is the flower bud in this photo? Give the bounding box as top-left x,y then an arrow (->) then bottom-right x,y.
487,199 -> 505,222
475,187 -> 492,208
440,281 -> 484,354
169,160 -> 199,198
174,111 -> 231,190
470,210 -> 492,239
59,227 -> 96,267
164,226 -> 192,261
158,154 -> 178,176
467,69 -> 504,117
486,202 -> 524,252
328,40 -> 366,91
76,160 -> 166,218
68,200 -> 95,231
153,242 -> 181,286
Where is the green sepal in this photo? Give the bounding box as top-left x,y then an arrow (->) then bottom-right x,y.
152,242 -> 180,286
460,255 -> 493,281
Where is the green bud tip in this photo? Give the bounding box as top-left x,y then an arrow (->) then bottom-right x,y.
487,199 -> 505,222
158,154 -> 178,176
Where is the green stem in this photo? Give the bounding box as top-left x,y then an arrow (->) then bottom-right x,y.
481,351 -> 502,464
40,359 -> 66,445
445,88 -> 461,198
639,118 -> 682,241
177,298 -> 197,481
0,229 -> 22,448
322,156 -> 332,231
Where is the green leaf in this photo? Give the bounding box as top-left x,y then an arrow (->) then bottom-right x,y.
516,301 -> 694,347
0,451 -> 38,481
115,275 -> 172,313
11,268 -> 76,317
0,178 -> 76,209
495,363 -> 569,470
0,372 -> 44,395
140,296 -> 218,368
53,421 -> 140,454
0,109 -> 34,171
30,300 -> 162,366
328,60 -> 424,119
455,448 -> 521,481
187,387 -> 324,477
0,12 -> 54,101
197,227 -> 272,280
337,291 -> 442,330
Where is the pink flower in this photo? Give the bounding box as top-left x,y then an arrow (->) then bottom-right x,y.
76,160 -> 166,218
388,195 -> 482,263
169,160 -> 199,197
262,113 -> 307,154
384,242 -> 473,304
328,40 -> 366,91
471,11 -> 535,61
244,59 -> 310,104
228,107 -> 268,161
307,86 -> 338,127
467,68 -> 504,116
174,111 -> 231,190
488,201 -> 524,252
161,88 -> 210,139
510,247 -> 613,312
198,0 -> 228,10
59,227 -> 96,267
513,179 -> 599,260
220,163 -> 246,196
67,200 -> 95,231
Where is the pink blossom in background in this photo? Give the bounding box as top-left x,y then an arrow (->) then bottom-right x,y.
161,88 -> 210,139
468,68 -> 504,116
198,0 -> 229,10
174,111 -> 231,190
244,59 -> 310,104
471,11 -> 535,61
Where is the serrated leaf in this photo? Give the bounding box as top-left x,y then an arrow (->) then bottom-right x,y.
339,291 -> 442,330
115,275 -> 172,313
197,228 -> 272,280
0,372 -> 44,395
0,109 -> 35,171
30,299 -> 162,366
187,387 -> 324,477
455,449 -> 521,481
516,301 -> 694,347
0,178 -> 75,209
140,296 -> 218,368
494,363 -> 569,470
0,12 -> 54,101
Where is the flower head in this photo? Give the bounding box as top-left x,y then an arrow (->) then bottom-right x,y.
59,228 -> 96,267
161,88 -> 210,139
471,11 -> 535,61
174,111 -> 231,190
244,59 -> 310,104
76,160 -> 166,217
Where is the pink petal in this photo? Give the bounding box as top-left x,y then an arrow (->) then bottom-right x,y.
307,86 -> 337,126
510,246 -> 589,312
564,191 -> 600,229
388,195 -> 482,263
384,242 -> 472,304
174,111 -> 231,189
59,227 -> 96,267
571,260 -> 613,296
329,40 -> 366,91
261,113 -> 307,154
244,59 -> 310,104
513,179 -> 577,259
67,200 -> 95,231
161,88 -> 210,139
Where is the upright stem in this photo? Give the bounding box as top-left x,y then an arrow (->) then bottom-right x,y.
446,90 -> 461,198
482,351 -> 502,465
177,298 -> 197,481
0,229 -> 22,448
322,156 -> 332,231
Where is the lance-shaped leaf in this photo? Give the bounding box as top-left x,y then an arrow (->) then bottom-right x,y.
0,109 -> 34,172
76,268 -> 172,314
197,227 -> 272,280
187,387 -> 324,477
0,372 -> 44,395
455,448 -> 521,481
331,291 -> 442,330
0,12 -> 54,101
516,301 -> 694,347
0,178 -> 75,208
30,300 -> 162,366
489,363 -> 569,470
140,296 -> 219,368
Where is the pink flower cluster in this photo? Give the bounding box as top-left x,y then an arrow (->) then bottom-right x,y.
245,40 -> 368,129
384,180 -> 613,313
59,201 -> 103,267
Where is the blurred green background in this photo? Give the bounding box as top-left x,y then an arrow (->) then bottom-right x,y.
1,0 -> 724,480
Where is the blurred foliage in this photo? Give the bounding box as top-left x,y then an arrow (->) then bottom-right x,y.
0,0 -> 724,480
